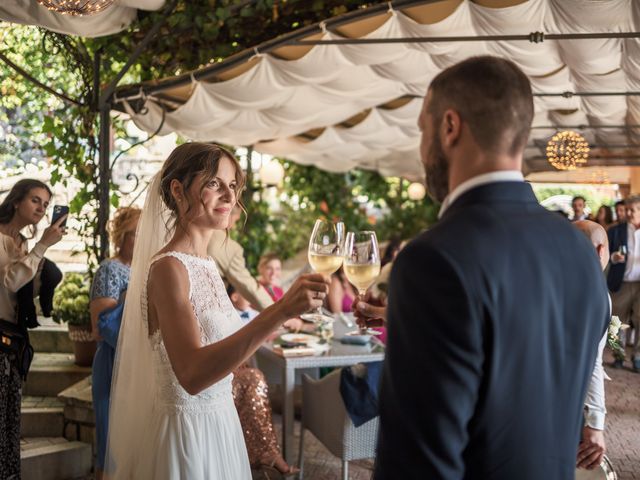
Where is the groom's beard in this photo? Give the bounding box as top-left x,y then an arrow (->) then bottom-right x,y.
425,133 -> 450,204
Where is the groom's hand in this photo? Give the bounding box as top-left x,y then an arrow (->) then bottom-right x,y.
353,292 -> 387,329
577,426 -> 606,470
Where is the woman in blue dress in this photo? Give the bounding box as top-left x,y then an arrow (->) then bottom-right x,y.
89,206 -> 140,480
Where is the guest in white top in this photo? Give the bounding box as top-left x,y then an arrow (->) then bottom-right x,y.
573,220 -> 609,470
0,179 -> 66,479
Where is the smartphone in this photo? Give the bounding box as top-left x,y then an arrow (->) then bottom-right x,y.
51,205 -> 69,228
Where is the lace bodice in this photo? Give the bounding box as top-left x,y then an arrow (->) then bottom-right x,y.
143,251 -> 244,412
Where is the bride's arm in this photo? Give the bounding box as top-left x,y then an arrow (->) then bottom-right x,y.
148,257 -> 328,395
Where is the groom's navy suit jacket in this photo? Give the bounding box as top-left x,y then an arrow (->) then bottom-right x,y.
374,181 -> 609,480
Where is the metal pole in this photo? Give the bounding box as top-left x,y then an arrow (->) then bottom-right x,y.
94,1 -> 177,261
97,104 -> 111,262
95,47 -> 111,262
292,31 -> 640,46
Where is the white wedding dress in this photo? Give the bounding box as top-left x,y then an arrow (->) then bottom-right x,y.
133,251 -> 252,479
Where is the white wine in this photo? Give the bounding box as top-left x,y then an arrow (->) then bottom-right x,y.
309,253 -> 343,275
344,262 -> 381,293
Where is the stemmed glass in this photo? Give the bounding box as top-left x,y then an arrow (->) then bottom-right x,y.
343,230 -> 382,336
306,219 -> 345,323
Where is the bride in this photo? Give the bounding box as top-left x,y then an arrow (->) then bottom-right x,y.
105,143 -> 329,479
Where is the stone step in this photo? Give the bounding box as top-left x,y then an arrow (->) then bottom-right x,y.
59,377 -> 96,446
21,396 -> 65,438
24,353 -> 91,397
21,437 -> 92,480
29,324 -> 73,354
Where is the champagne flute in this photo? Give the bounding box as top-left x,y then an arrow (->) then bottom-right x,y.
343,231 -> 382,336
306,219 -> 345,323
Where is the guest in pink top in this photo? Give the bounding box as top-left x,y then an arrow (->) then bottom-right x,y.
327,267 -> 357,314
257,253 -> 284,301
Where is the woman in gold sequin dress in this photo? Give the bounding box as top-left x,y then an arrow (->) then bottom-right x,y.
233,365 -> 299,477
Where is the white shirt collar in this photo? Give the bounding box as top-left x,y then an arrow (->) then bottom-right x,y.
438,170 -> 524,219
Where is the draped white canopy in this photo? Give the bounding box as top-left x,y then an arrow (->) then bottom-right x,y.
17,0 -> 640,181
0,0 -> 164,37
119,0 -> 640,181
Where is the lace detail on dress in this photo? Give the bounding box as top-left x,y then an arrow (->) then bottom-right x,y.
142,251 -> 244,412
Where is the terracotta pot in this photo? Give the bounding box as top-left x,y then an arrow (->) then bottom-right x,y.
68,324 -> 96,367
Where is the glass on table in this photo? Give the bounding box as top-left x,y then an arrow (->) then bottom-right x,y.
343,230 -> 382,336
306,218 -> 345,323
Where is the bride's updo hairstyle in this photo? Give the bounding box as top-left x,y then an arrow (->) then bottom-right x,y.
159,143 -> 245,230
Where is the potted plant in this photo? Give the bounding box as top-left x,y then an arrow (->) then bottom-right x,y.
52,273 -> 95,367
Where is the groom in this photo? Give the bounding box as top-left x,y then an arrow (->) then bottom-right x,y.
373,56 -> 610,479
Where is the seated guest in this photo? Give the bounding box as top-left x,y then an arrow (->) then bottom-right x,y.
258,253 -> 284,301
232,364 -> 299,477
227,283 -> 258,325
327,266 -> 358,314
89,206 -> 141,480
227,293 -> 299,477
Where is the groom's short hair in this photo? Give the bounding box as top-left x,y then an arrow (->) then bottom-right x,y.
427,56 -> 534,157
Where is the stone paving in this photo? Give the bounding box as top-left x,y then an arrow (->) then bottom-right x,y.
22,396 -> 64,409
20,436 -> 68,453
602,349 -> 640,480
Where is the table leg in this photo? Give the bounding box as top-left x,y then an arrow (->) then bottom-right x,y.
282,366 -> 296,465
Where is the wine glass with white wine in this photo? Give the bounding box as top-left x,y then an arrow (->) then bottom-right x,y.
306,219 -> 345,323
343,231 -> 382,336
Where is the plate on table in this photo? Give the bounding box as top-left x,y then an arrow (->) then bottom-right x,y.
280,333 -> 321,346
300,311 -> 334,323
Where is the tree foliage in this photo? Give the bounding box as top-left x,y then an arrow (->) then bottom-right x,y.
89,1 -> 379,82
234,159 -> 437,273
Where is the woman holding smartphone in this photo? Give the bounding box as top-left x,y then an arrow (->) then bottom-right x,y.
0,179 -> 65,479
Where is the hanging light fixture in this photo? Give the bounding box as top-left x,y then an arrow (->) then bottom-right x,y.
407,182 -> 426,201
36,0 -> 115,16
546,130 -> 589,171
259,159 -> 285,187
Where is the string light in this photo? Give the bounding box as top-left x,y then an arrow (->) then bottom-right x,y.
546,130 -> 590,171
407,182 -> 426,200
36,0 -> 115,16
259,159 -> 285,186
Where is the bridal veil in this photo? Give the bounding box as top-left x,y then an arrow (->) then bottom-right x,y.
104,173 -> 172,477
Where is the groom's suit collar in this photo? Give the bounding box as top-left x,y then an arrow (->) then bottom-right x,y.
440,176 -> 538,221
438,170 -> 524,219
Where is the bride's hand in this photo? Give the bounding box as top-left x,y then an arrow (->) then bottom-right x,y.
277,273 -> 330,319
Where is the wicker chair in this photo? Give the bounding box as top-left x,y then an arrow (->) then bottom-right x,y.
298,369 -> 379,480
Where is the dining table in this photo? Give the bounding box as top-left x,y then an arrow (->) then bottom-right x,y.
255,314 -> 386,464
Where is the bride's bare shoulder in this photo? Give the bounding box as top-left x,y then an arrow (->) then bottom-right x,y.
147,255 -> 189,299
